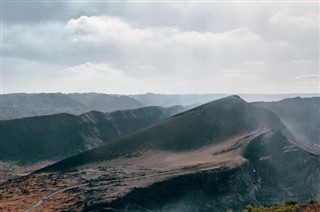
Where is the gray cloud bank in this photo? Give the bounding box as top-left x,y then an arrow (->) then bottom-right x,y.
2,2 -> 319,94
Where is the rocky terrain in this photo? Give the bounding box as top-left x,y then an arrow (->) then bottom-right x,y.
0,96 -> 318,211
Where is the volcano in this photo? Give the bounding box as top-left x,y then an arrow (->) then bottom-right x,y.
0,96 -> 319,211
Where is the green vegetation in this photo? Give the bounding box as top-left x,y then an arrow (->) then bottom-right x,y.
307,199 -> 317,204
241,199 -> 320,212
285,200 -> 298,206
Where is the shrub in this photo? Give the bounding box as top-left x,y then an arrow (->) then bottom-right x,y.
308,199 -> 317,204
243,204 -> 254,212
285,200 -> 298,206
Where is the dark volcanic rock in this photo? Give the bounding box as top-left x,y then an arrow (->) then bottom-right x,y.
1,96 -> 319,211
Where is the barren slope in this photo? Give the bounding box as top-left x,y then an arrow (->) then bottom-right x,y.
0,105 -> 184,164
0,96 -> 319,211
253,97 -> 320,154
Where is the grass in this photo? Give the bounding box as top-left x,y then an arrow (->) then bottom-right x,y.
240,199 -> 319,212
243,204 -> 299,212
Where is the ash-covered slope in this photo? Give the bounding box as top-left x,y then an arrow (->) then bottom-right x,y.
34,96 -> 319,211
41,95 -> 293,172
0,106 -> 184,164
253,97 -> 320,154
1,96 -> 318,211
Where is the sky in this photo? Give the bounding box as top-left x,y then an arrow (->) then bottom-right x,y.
1,1 -> 319,94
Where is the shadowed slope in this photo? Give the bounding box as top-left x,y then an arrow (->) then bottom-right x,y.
253,97 -> 320,154
0,106 -> 185,164
1,96 -> 318,212
40,95 -> 294,172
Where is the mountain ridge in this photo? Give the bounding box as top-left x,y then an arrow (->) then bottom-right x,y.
0,105 -> 185,164
253,96 -> 320,154
0,93 -> 144,120
0,96 -> 319,211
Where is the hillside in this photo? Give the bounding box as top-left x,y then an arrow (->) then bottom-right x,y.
40,95 -> 294,171
0,105 -> 184,164
253,97 -> 320,154
1,96 -> 318,211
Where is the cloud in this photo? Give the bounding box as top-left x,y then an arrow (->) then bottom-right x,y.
2,3 -> 319,94
221,69 -> 252,78
168,28 -> 262,47
62,62 -> 133,93
66,16 -> 263,48
295,74 -> 319,79
291,59 -> 312,63
65,62 -> 122,76
269,10 -> 318,27
243,60 -> 266,66
66,16 -> 154,43
126,65 -> 160,79
61,62 -> 178,94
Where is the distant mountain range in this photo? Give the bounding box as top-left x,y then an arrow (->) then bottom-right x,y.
1,92 -> 318,120
0,96 -> 318,211
65,93 -> 144,113
129,92 -> 319,107
0,93 -> 144,120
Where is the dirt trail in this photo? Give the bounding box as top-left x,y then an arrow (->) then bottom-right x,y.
25,183 -> 88,212
25,163 -> 225,211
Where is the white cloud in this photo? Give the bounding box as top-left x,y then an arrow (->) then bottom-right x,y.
243,60 -> 266,66
167,28 -> 262,47
61,62 -> 179,94
66,16 -> 263,48
269,10 -> 318,27
65,62 -> 122,76
291,59 -> 312,63
66,16 -> 154,42
3,3 -> 319,94
221,69 -> 252,78
295,74 -> 319,79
